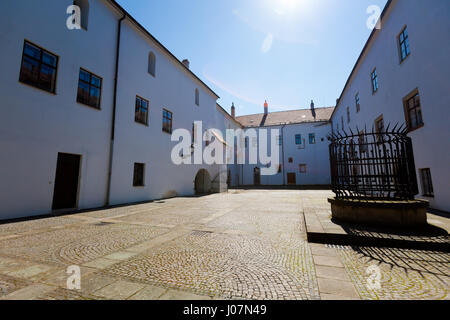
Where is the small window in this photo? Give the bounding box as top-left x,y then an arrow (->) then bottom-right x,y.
77,68 -> 102,109
375,115 -> 384,142
278,164 -> 282,174
295,134 -> 302,145
195,88 -> 200,106
309,133 -> 315,144
347,107 -> 351,123
341,116 -> 344,130
355,93 -> 360,113
133,163 -> 145,187
19,41 -> 58,93
162,109 -> 173,134
73,0 -> 89,30
398,26 -> 411,62
299,164 -> 307,174
419,168 -> 434,197
135,96 -> 149,125
148,52 -> 156,77
371,68 -> 379,93
288,157 -> 293,163
403,90 -> 424,131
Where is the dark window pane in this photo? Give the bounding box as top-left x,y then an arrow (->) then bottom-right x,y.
79,70 -> 90,82
24,43 -> 41,59
91,75 -> 101,87
42,52 -> 57,67
20,56 -> 40,83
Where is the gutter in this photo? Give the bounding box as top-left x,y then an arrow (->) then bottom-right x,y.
281,124 -> 287,186
106,14 -> 126,206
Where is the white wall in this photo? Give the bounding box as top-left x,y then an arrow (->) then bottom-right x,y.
331,0 -> 450,211
241,121 -> 331,186
0,0 -> 120,219
109,19 -> 223,205
0,0 -> 226,220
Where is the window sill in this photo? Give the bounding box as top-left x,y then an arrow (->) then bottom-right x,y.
400,54 -> 411,65
19,80 -> 57,95
135,121 -> 149,127
162,130 -> 173,135
133,185 -> 145,188
422,194 -> 434,198
77,100 -> 101,111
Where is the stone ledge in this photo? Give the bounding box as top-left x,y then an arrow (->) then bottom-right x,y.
328,197 -> 428,227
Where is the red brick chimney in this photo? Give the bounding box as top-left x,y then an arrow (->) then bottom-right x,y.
264,100 -> 269,115
231,103 -> 236,119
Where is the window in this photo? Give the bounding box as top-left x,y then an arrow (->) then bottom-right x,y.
288,157 -> 293,163
355,93 -> 360,113
77,68 -> 102,109
403,90 -> 424,131
299,164 -> 307,174
419,168 -> 434,197
148,52 -> 156,76
375,115 -> 384,141
135,96 -> 149,125
358,131 -> 367,153
295,134 -> 302,145
341,116 -> 344,130
309,133 -> 315,144
347,107 -> 351,123
162,109 -> 173,134
278,164 -> 282,174
398,26 -> 411,62
371,68 -> 379,93
73,0 -> 89,30
19,41 -> 58,93
133,163 -> 145,187
195,88 -> 200,106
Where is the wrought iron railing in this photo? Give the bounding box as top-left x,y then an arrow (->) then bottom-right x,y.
329,124 -> 418,200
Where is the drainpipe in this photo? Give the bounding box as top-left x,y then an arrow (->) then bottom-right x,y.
281,124 -> 286,186
106,14 -> 126,206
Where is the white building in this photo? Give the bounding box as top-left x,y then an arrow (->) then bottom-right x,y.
330,0 -> 450,212
235,102 -> 334,187
0,0 -> 231,220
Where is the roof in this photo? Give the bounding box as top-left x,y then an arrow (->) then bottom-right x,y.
236,107 -> 335,128
331,0 -> 394,120
107,0 -> 219,99
216,104 -> 243,128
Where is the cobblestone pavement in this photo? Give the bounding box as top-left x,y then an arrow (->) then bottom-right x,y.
0,190 -> 448,300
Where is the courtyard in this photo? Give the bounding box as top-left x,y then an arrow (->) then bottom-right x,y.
0,189 -> 448,300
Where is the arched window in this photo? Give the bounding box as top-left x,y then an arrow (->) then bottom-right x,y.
148,52 -> 156,77
73,0 -> 89,30
195,88 -> 200,106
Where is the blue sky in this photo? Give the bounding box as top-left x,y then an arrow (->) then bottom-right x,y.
116,0 -> 388,116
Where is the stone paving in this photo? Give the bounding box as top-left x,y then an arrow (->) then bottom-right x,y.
0,190 -> 448,300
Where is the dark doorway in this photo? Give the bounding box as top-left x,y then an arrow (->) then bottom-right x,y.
254,167 -> 261,186
52,153 -> 81,210
194,169 -> 211,194
287,172 -> 296,185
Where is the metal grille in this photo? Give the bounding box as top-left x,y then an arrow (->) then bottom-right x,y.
329,124 -> 418,200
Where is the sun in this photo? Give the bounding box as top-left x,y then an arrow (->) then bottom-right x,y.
272,0 -> 308,16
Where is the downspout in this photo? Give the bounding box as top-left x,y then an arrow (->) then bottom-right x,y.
281,124 -> 286,186
106,14 -> 126,206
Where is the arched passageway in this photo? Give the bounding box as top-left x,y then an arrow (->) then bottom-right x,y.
194,169 -> 211,194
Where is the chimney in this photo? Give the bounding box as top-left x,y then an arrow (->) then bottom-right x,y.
264,100 -> 269,115
182,59 -> 190,69
231,102 -> 236,119
311,100 -> 316,119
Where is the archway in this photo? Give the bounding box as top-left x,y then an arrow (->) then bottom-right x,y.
194,169 -> 211,194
